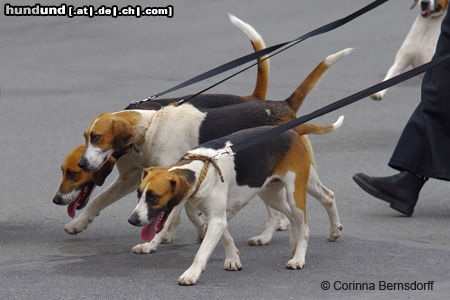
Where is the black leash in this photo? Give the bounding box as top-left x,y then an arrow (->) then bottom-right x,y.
228,54 -> 450,154
130,0 -> 389,105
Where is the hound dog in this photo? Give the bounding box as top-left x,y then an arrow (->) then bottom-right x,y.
371,0 -> 448,100
64,47 -> 350,256
129,117 -> 344,285
53,14 -> 271,241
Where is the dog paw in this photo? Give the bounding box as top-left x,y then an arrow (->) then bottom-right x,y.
247,235 -> 270,246
327,224 -> 343,242
160,231 -> 175,244
224,257 -> 243,271
64,216 -> 92,235
196,224 -> 207,243
132,242 -> 158,254
371,92 -> 384,101
277,216 -> 290,231
286,258 -> 305,270
178,268 -> 201,286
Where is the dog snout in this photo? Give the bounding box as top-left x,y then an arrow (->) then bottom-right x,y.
53,195 -> 64,205
128,213 -> 141,226
421,0 -> 430,10
78,157 -> 89,171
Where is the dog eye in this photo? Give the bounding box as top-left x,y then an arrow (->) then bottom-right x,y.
90,134 -> 101,144
146,193 -> 160,204
66,170 -> 78,180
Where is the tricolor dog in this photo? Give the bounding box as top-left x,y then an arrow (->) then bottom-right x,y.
71,47 -> 350,257
129,117 -> 344,285
53,14 -> 271,241
371,0 -> 448,100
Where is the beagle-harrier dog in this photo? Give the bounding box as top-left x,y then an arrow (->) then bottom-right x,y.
129,117 -> 343,285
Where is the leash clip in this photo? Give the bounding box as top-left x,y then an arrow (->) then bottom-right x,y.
213,145 -> 236,160
129,95 -> 158,105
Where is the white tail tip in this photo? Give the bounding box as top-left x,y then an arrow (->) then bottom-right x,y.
228,13 -> 262,42
333,116 -> 344,129
324,48 -> 353,66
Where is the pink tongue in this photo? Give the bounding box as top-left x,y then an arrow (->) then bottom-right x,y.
67,203 -> 76,218
141,215 -> 161,242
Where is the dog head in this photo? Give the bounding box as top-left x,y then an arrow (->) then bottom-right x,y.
412,0 -> 448,18
78,113 -> 135,172
53,145 -> 116,218
128,167 -> 193,242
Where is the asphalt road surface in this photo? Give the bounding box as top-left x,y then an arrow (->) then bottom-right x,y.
1,0 -> 449,299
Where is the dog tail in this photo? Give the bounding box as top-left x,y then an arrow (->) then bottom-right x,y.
284,48 -> 353,112
229,14 -> 269,100
295,115 -> 344,136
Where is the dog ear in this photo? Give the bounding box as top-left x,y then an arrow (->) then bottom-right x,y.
141,166 -> 163,181
169,175 -> 190,206
410,0 -> 419,9
112,119 -> 134,152
141,167 -> 154,181
93,156 -> 116,186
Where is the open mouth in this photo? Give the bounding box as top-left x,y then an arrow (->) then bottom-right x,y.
67,183 -> 94,218
421,5 -> 441,17
421,9 -> 433,17
141,209 -> 170,242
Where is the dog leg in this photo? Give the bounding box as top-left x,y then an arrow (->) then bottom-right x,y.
277,210 -> 290,231
283,171 -> 309,270
184,201 -> 207,243
222,227 -> 242,271
160,204 -> 183,244
178,197 -> 227,286
257,185 -> 299,252
307,165 -> 343,241
64,171 -> 141,234
371,52 -> 411,100
248,186 -> 290,246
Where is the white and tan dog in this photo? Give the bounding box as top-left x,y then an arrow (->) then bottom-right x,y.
129,117 -> 343,285
371,0 -> 448,100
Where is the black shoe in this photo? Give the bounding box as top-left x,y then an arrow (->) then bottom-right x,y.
352,171 -> 428,217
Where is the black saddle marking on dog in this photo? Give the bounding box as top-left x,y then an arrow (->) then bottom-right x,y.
199,126 -> 295,187
198,101 -> 293,144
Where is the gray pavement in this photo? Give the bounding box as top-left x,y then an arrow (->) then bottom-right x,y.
1,0 -> 449,299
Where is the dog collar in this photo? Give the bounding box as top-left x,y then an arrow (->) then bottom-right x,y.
183,154 -> 225,197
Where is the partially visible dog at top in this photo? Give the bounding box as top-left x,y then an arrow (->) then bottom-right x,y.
371,0 -> 448,100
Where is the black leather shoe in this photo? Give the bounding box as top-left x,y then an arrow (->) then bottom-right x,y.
352,171 -> 428,216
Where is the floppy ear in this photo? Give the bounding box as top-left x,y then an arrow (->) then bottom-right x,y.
112,119 -> 134,152
93,157 -> 116,186
169,175 -> 191,206
141,167 -> 162,181
141,167 -> 153,181
411,0 -> 419,9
